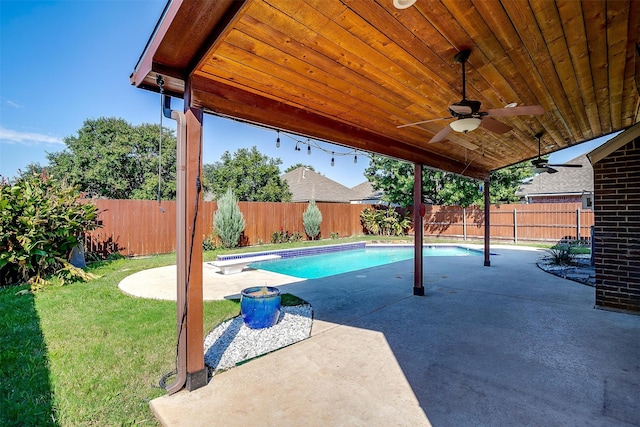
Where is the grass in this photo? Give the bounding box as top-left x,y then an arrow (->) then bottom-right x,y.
1,255 -> 239,427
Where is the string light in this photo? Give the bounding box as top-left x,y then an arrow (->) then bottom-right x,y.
273,129 -> 371,165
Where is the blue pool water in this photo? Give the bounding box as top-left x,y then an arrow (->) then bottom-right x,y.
250,246 -> 479,279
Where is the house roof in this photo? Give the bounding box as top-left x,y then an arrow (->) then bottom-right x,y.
350,181 -> 383,202
516,154 -> 593,198
130,0 -> 639,181
282,167 -> 356,203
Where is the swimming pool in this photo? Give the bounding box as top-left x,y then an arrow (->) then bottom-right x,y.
250,245 -> 480,279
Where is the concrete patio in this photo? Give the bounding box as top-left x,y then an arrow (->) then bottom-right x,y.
149,246 -> 640,426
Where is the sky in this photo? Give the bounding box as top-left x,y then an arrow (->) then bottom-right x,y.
0,1 -> 615,188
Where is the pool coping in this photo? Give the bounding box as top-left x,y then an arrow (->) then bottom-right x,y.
215,241 -> 489,262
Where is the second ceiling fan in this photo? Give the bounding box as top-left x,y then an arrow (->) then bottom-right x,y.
398,49 -> 545,143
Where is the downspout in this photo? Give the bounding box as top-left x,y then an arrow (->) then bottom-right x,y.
162,92 -> 188,395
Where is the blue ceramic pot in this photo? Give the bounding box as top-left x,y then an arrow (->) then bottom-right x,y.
240,286 -> 281,329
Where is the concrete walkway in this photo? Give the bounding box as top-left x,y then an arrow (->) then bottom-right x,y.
147,246 -> 640,426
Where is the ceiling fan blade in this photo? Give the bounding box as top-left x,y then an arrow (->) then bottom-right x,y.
486,105 -> 545,117
480,117 -> 512,134
548,164 -> 583,168
546,167 -> 559,174
397,117 -> 450,128
428,126 -> 452,143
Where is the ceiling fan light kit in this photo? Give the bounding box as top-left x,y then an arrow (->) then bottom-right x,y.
450,117 -> 481,133
393,0 -> 417,9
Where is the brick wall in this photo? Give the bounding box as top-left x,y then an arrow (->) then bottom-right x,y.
593,136 -> 640,312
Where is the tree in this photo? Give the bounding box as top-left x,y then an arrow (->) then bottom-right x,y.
46,117 -> 177,199
203,146 -> 292,202
213,188 -> 245,248
284,163 -> 315,173
364,155 -> 532,207
302,199 -> 322,240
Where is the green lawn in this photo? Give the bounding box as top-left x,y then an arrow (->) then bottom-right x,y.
1,254 -> 239,427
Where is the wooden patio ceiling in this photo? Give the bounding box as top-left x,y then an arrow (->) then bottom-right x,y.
131,0 -> 639,180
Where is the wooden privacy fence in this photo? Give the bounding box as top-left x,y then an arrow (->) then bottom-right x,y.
83,200 -> 594,257
83,200 -> 371,257
422,203 -> 594,244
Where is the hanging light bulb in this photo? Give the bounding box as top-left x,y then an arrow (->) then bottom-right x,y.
307,145 -> 311,155
354,154 -> 358,164
276,130 -> 280,148
294,142 -> 300,151
331,152 -> 335,166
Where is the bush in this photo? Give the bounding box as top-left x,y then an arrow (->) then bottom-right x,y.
213,188 -> 245,248
302,199 -> 322,240
271,228 -> 302,244
0,173 -> 100,288
544,242 -> 578,265
360,206 -> 410,236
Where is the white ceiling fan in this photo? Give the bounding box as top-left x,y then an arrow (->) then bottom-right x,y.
398,49 -> 545,143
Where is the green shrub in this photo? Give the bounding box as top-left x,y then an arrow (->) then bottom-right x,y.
360,206 -> 410,236
213,188 -> 245,248
545,242 -> 578,265
0,173 -> 100,288
271,228 -> 302,244
302,199 -> 322,240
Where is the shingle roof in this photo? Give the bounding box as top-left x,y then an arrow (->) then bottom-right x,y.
350,181 -> 383,202
282,167 -> 357,203
516,154 -> 593,198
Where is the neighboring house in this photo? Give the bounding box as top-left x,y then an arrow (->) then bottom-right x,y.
350,181 -> 385,204
587,123 -> 640,313
282,167 -> 356,203
515,154 -> 593,204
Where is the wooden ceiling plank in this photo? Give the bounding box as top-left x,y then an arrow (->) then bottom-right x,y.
606,0 -> 631,130
582,0 -> 612,134
470,1 -> 567,150
531,1 -> 593,139
200,52 -> 390,132
236,15 -> 411,109
218,30 -> 416,128
251,0 -> 454,128
621,2 -> 640,127
556,1 -> 602,136
265,0 -> 450,112
498,0 -> 583,148
339,0 -> 464,99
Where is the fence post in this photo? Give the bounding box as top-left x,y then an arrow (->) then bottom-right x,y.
514,208 -> 518,244
463,207 -> 467,241
576,208 -> 581,241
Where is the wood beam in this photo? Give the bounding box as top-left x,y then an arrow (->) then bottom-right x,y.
484,177 -> 491,267
184,89 -> 206,391
413,163 -> 424,296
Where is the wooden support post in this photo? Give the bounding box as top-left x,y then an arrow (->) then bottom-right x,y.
183,98 -> 206,390
484,177 -> 491,267
413,163 -> 424,296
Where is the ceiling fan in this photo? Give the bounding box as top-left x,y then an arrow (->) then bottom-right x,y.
531,132 -> 583,174
398,49 -> 545,143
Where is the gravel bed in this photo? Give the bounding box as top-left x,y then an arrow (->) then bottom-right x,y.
204,304 -> 313,371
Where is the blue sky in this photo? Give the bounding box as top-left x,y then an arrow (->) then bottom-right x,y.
0,1 -> 612,187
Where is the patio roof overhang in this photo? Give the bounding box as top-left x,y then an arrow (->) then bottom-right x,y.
131,0 -> 639,180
